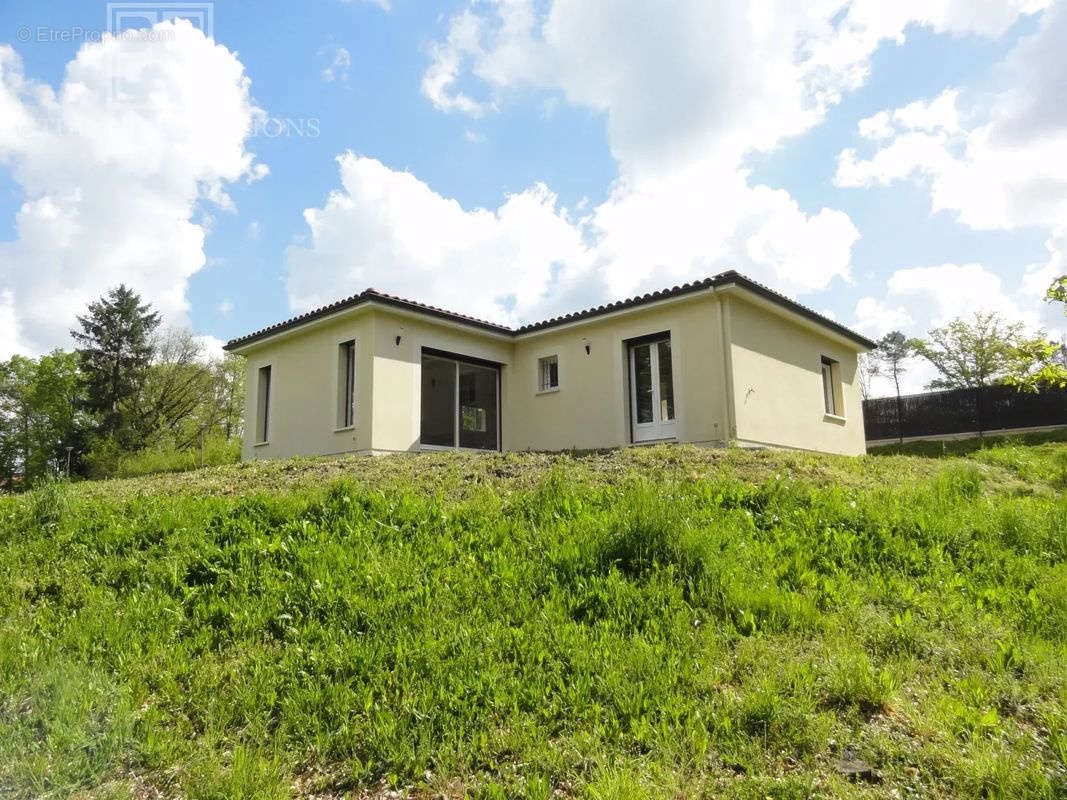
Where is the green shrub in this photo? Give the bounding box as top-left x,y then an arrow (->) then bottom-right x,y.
112,436 -> 241,478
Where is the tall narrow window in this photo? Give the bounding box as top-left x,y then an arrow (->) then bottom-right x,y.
338,340 -> 355,428
256,365 -> 272,443
538,355 -> 559,392
821,356 -> 838,416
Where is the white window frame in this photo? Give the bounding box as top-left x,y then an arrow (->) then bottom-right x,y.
537,354 -> 559,393
628,336 -> 677,443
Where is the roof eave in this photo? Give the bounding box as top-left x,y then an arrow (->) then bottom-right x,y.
715,275 -> 876,350
222,270 -> 875,353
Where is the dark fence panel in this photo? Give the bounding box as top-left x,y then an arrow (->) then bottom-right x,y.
863,385 -> 1067,442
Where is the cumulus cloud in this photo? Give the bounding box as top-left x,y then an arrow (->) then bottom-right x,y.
421,0 -> 1047,170
836,1 -> 1067,397
283,1 -> 1053,333
286,153 -> 591,325
286,152 -> 864,326
585,163 -> 860,298
0,20 -> 264,358
836,4 -> 1067,231
288,0 -> 1028,326
853,258 -> 1066,395
421,10 -> 497,116
194,334 -> 227,362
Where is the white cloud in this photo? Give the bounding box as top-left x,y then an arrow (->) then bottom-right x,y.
0,21 -> 264,356
218,299 -> 234,315
853,259 -> 1065,395
286,152 -> 863,326
853,296 -> 916,337
0,290 -> 27,360
887,264 -> 1034,326
587,163 -> 860,298
283,1 -> 1052,337
836,2 -> 1067,394
421,10 -> 496,116
194,334 -> 227,362
835,4 -> 1067,231
286,153 -> 591,325
246,220 -> 261,240
422,0 -> 1046,171
1021,229 -> 1067,336
352,0 -> 1043,325
319,44 -> 352,83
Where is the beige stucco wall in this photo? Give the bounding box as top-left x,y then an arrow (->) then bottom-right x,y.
240,312 -> 375,460
368,311 -> 514,453
235,289 -> 868,459
507,293 -> 729,450
726,294 -> 867,455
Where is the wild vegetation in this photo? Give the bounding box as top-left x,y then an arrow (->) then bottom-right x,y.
1,439 -> 1064,799
0,285 -> 244,485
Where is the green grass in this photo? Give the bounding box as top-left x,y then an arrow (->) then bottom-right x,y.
868,427 -> 1067,457
109,436 -> 242,479
1,442 -> 1065,799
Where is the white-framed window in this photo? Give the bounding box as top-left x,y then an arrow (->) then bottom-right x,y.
256,365 -> 272,443
537,355 -> 559,392
337,340 -> 356,429
821,356 -> 840,416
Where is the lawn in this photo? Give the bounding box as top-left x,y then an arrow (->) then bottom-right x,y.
1,441 -> 1065,799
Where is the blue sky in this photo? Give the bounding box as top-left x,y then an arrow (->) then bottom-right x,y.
1,0 -> 1065,394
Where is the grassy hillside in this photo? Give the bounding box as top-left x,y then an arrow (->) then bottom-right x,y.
1,441 -> 1065,799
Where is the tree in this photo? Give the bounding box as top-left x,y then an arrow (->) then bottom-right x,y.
857,353 -> 875,401
1048,275 -> 1067,308
0,351 -> 83,485
1003,337 -> 1067,392
71,285 -> 160,443
210,355 -> 246,441
910,312 -> 1025,390
911,312 -> 1067,437
131,329 -> 216,449
868,331 -> 912,443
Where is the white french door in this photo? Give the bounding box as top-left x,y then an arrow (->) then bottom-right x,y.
629,337 -> 677,443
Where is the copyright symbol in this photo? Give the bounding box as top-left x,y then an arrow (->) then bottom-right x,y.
16,26 -> 32,42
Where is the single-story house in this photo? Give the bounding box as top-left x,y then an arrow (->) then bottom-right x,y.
223,271 -> 876,458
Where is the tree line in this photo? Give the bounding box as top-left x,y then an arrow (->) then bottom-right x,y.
864,275 -> 1067,417
0,286 -> 244,487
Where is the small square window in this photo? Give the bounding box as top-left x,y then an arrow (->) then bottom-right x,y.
538,355 -> 559,392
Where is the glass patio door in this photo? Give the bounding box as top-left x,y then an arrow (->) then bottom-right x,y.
629,338 -> 676,442
420,352 -> 500,451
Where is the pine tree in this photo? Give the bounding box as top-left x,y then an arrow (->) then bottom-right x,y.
870,331 -> 912,444
70,285 -> 160,442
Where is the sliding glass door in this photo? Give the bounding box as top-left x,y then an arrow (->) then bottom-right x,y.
420,352 -> 500,450
629,337 -> 676,443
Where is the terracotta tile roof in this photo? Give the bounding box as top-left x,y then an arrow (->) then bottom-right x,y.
223,270 -> 876,351
513,276 -> 719,333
